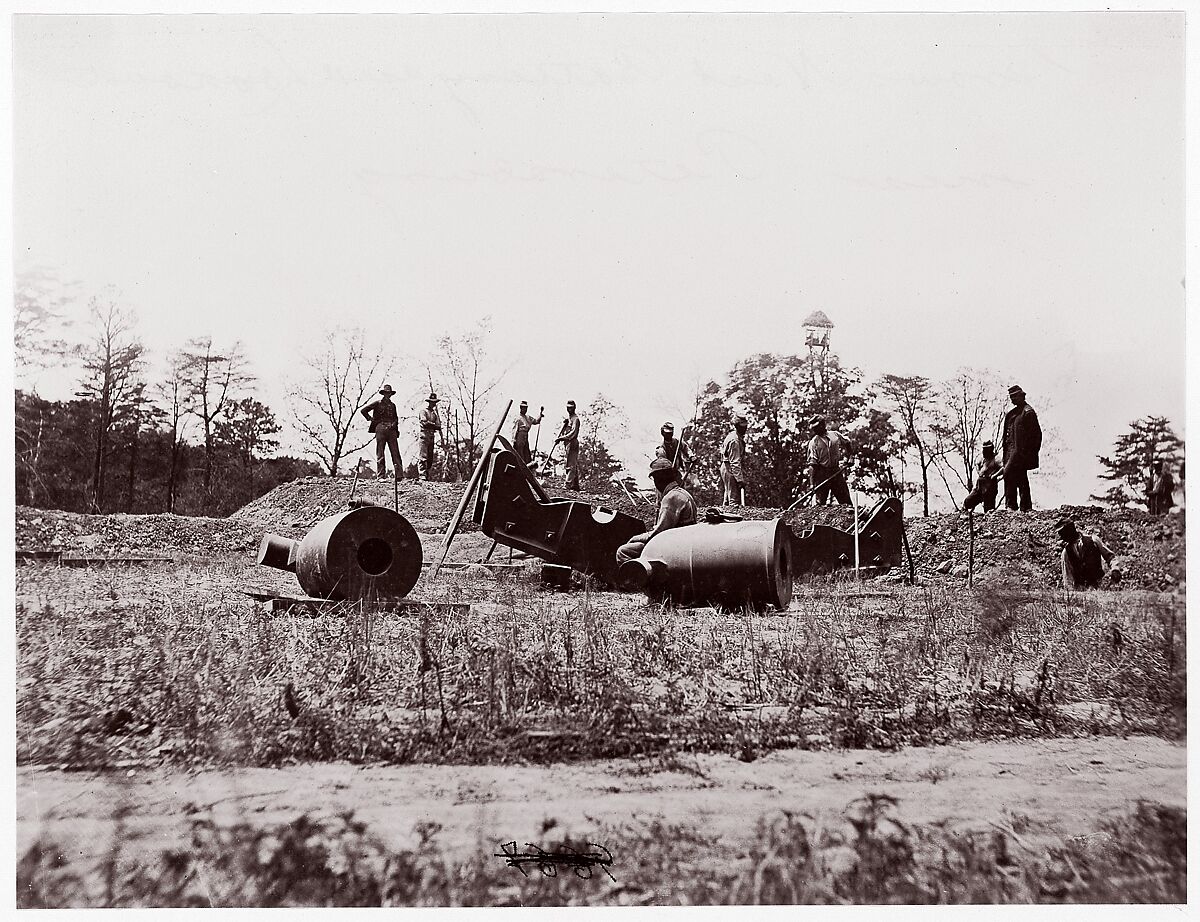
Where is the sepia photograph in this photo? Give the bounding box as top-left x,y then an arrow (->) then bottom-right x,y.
10,6 -> 1187,910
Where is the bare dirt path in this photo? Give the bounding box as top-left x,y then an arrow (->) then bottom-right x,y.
18,736 -> 1183,871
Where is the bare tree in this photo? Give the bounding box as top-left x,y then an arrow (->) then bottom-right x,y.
76,294 -> 146,512
179,337 -> 254,495
877,374 -> 944,516
157,351 -> 193,513
430,317 -> 508,467
933,367 -> 1010,497
287,326 -> 393,475
14,265 -> 78,383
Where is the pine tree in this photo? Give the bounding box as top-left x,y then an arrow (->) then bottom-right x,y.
1093,416 -> 1183,508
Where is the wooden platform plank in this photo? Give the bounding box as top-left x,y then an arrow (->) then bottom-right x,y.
265,596 -> 471,618
59,557 -> 173,567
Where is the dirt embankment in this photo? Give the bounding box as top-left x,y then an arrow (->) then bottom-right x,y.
17,474 -> 1185,592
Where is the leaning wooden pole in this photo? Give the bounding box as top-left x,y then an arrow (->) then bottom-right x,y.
428,400 -> 513,582
967,508 -> 975,589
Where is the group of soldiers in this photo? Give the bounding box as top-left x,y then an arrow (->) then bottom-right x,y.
361,381 -> 1178,592
359,381 -> 1048,511
359,387 -> 584,487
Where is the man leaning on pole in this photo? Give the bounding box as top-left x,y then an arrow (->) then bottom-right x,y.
805,416 -> 852,505
720,415 -> 749,506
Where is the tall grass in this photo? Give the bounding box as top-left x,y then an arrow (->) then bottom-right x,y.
16,564 -> 1185,769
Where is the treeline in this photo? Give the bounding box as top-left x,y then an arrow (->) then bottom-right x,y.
12,272 -> 621,517
15,390 -> 317,516
682,353 -> 1014,511
15,272 -> 319,516
13,267 -> 1182,517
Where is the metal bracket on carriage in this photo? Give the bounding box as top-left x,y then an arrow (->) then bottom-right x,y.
787,496 -> 905,576
472,437 -> 646,585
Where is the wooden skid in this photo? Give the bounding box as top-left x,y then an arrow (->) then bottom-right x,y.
266,596 -> 471,618
15,550 -> 62,563
419,561 -> 525,570
59,557 -> 173,567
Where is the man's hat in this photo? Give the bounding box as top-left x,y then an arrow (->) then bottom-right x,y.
649,457 -> 677,477
566,400 -> 576,409
661,422 -> 674,433
809,415 -> 825,428
520,400 -> 528,409
734,415 -> 748,426
982,440 -> 995,453
1055,519 -> 1079,541
1008,385 -> 1025,397
379,384 -> 395,395
427,392 -> 439,403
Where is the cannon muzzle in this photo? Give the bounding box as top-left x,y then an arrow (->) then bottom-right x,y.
257,505 -> 423,601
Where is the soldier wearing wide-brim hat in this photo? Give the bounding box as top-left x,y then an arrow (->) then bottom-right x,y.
360,384 -> 403,479
1000,384 -> 1043,511
418,393 -> 443,481
615,457 -> 698,565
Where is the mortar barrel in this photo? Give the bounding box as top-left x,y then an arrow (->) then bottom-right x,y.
292,505 -> 423,601
627,518 -> 793,610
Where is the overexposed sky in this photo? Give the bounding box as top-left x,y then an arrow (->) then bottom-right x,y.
12,12 -> 1186,507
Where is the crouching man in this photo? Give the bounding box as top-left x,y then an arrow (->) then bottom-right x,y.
616,458 -> 698,564
1057,519 -> 1118,590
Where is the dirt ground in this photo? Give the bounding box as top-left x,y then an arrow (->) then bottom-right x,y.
18,735 -> 1183,877
14,474 -> 1187,904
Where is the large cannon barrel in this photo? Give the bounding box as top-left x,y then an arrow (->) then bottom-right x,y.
615,518 -> 793,611
257,505 -> 423,601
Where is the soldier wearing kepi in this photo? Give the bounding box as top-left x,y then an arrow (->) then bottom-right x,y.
616,458 -> 699,564
360,383 -> 402,479
655,422 -> 691,479
555,400 -> 582,490
806,416 -> 852,505
418,393 -> 442,481
1000,384 -> 1043,511
511,400 -> 544,466
962,440 -> 1003,513
720,415 -> 749,506
1057,519 -> 1118,590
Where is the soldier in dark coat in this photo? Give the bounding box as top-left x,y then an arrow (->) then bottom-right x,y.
360,384 -> 402,479
1057,519 -> 1117,589
1148,460 -> 1176,515
1000,385 -> 1042,511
